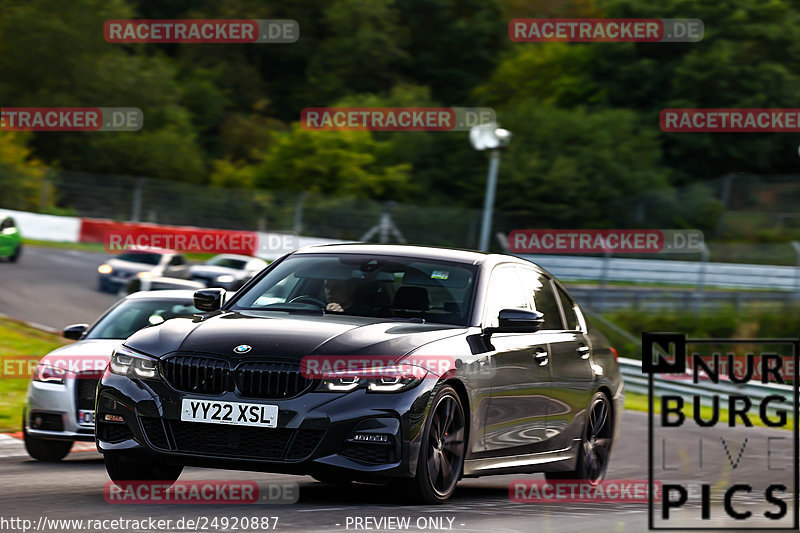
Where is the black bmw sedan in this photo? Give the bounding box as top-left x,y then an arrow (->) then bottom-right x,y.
96,244 -> 622,503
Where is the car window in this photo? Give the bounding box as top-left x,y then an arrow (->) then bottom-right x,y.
233,253 -> 477,326
516,268 -> 564,330
209,257 -> 248,269
555,284 -> 581,331
116,252 -> 162,265
483,265 -> 531,328
86,299 -> 201,339
169,255 -> 186,266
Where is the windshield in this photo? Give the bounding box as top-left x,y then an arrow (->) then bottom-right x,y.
231,253 -> 477,326
116,252 -> 162,265
207,257 -> 248,269
86,299 -> 201,339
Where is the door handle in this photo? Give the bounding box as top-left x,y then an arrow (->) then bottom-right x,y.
533,348 -> 549,366
576,345 -> 590,359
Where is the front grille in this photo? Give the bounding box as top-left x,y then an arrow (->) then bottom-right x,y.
139,418 -> 326,460
340,442 -> 394,464
235,362 -> 315,399
161,356 -> 229,395
169,420 -> 294,459
161,355 -> 315,399
140,417 -> 170,449
75,374 -> 100,411
97,421 -> 134,443
287,430 -> 326,459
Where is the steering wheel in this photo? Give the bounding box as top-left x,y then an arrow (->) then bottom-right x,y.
287,295 -> 327,308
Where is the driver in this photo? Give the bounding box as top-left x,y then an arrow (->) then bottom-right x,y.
324,278 -> 360,313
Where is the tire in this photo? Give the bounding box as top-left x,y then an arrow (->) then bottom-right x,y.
545,391 -> 613,485
397,384 -> 466,504
23,425 -> 72,462
104,453 -> 183,487
97,277 -> 112,293
9,244 -> 21,263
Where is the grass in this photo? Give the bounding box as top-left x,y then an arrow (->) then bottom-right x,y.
0,318 -> 70,432
23,238 -> 217,261
624,391 -> 791,430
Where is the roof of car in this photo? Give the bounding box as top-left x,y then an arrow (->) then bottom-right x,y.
124,289 -> 198,300
294,243 -> 527,267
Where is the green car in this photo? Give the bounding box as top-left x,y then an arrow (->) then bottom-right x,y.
0,216 -> 22,262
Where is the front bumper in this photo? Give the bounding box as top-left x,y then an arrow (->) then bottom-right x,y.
96,373 -> 436,479
25,379 -> 97,442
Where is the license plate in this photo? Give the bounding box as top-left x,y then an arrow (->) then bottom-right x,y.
180,399 -> 277,428
78,410 -> 95,425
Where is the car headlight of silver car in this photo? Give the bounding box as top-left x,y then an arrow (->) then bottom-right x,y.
216,274 -> 235,283
110,345 -> 160,379
33,364 -> 67,385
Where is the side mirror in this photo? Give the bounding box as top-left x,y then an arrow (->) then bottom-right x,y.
488,308 -> 545,334
62,323 -> 89,340
194,288 -> 226,312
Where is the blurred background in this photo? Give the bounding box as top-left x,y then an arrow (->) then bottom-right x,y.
4,0 -> 800,352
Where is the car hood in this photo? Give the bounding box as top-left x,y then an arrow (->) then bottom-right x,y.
124,311 -> 467,361
189,265 -> 244,277
108,258 -> 158,273
39,339 -> 120,373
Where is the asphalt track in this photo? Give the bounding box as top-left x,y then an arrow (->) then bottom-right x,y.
0,246 -> 796,532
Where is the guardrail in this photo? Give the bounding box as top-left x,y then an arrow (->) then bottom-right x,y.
619,357 -> 792,416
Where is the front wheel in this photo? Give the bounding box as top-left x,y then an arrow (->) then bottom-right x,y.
104,453 -> 183,487
9,244 -> 21,263
398,384 -> 466,504
546,391 -> 613,485
24,428 -> 72,462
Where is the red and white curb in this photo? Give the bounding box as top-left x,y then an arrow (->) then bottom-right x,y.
0,432 -> 97,458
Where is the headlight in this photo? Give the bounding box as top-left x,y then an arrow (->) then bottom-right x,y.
321,376 -> 361,392
136,271 -> 153,279
97,264 -> 113,274
110,346 -> 160,379
367,375 -> 422,392
216,274 -> 235,283
33,364 -> 67,384
317,366 -> 426,393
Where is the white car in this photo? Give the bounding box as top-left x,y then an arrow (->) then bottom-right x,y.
97,248 -> 190,293
23,290 -> 201,461
189,254 -> 267,290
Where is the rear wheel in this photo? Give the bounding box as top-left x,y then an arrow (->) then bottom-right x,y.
545,391 -> 613,484
23,423 -> 72,462
397,385 -> 465,504
104,453 -> 183,487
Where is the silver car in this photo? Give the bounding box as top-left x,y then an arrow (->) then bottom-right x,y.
23,290 -> 201,461
97,248 -> 190,293
189,254 -> 267,290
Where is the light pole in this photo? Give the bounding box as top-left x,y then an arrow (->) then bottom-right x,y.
470,122 -> 511,252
